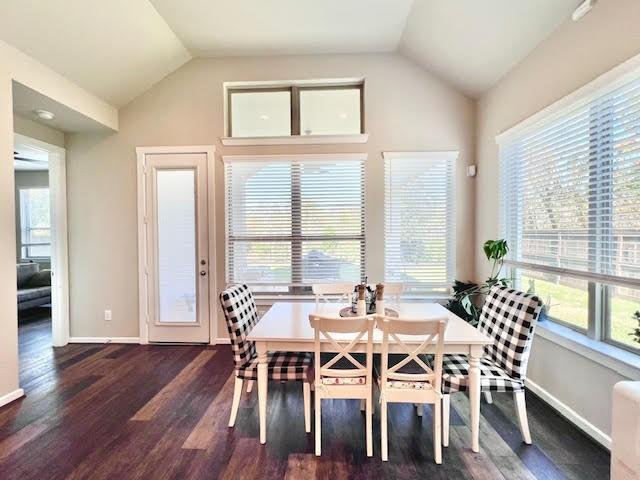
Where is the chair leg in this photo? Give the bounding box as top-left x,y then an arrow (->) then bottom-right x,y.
366,394 -> 373,457
514,390 -> 532,444
246,380 -> 254,393
360,399 -> 365,412
315,392 -> 322,456
442,394 -> 450,447
381,399 -> 389,462
416,403 -> 423,417
484,391 -> 493,404
433,400 -> 442,464
303,382 -> 311,433
228,376 -> 243,428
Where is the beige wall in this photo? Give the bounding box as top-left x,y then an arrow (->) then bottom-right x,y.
0,39 -> 117,403
14,170 -> 50,267
475,0 -> 640,435
0,70 -> 19,400
66,53 -> 476,339
14,113 -> 65,148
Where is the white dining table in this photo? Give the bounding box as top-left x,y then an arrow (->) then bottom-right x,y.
247,301 -> 492,452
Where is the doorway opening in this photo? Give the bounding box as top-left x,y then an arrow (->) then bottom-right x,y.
14,133 -> 69,365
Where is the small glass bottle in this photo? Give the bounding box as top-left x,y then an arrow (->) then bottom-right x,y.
375,283 -> 385,317
357,284 -> 367,316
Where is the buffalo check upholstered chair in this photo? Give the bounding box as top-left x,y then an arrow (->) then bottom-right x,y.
441,285 -> 543,447
220,284 -> 313,432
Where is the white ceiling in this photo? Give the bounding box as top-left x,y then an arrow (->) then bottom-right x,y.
13,82 -> 114,133
0,0 -> 191,107
149,0 -> 415,57
400,0 -> 578,96
0,0 -> 580,106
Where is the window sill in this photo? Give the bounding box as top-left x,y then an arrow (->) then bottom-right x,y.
220,133 -> 369,146
536,320 -> 640,379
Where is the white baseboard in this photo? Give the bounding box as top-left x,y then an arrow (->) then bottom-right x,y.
214,337 -> 231,344
527,379 -> 611,450
68,337 -> 140,344
0,388 -> 24,408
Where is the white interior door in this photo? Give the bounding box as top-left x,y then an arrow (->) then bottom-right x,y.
145,153 -> 209,343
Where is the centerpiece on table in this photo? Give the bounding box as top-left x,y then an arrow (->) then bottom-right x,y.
351,277 -> 376,314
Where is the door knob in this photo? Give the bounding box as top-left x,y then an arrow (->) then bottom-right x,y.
200,270 -> 207,276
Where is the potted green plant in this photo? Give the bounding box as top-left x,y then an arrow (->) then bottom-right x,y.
445,239 -> 510,326
631,311 -> 640,345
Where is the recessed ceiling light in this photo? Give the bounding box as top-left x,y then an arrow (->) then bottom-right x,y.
33,109 -> 55,121
259,114 -> 270,120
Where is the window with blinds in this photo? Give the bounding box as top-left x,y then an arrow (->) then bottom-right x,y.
500,74 -> 640,283
499,65 -> 640,350
383,152 -> 457,293
224,154 -> 365,290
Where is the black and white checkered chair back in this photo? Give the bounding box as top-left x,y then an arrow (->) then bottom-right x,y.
220,284 -> 260,369
478,285 -> 542,381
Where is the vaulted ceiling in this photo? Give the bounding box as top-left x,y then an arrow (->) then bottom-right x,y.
0,0 -> 580,107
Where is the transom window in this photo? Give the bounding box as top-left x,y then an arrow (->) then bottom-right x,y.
227,81 -> 364,138
500,68 -> 640,352
224,154 -> 366,292
19,188 -> 51,260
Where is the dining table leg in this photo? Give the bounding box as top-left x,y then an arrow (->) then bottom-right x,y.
469,345 -> 482,453
257,341 -> 268,444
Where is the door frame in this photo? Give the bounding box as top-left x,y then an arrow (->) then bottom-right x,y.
136,145 -> 217,344
14,133 -> 70,347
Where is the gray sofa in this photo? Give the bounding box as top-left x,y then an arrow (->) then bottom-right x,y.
17,263 -> 51,311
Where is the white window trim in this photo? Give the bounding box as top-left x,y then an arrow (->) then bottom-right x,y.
222,153 -> 368,164
19,187 -> 52,260
220,133 -> 368,146
496,51 -> 640,144
536,321 -> 640,379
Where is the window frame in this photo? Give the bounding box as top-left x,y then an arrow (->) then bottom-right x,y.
223,153 -> 367,293
226,82 -> 365,138
19,187 -> 52,261
496,56 -> 640,355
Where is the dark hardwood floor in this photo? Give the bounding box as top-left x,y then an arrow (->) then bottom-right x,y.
0,314 -> 610,479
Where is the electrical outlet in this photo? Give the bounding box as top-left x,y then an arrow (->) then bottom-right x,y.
104,309 -> 112,321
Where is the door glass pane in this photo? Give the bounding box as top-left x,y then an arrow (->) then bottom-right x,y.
300,88 -> 361,135
231,90 -> 291,137
516,269 -> 589,331
156,169 -> 197,323
608,286 -> 640,349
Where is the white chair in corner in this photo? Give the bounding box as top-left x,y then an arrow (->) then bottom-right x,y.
312,283 -> 355,307
309,313 -> 375,457
378,315 -> 448,463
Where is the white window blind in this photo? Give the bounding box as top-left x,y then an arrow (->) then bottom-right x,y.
384,152 -> 456,292
500,73 -> 640,284
19,188 -> 51,259
224,154 -> 365,288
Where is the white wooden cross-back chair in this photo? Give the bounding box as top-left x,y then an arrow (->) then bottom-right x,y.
312,283 -> 354,307
378,316 -> 448,463
309,313 -> 375,457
